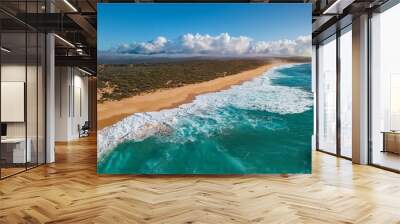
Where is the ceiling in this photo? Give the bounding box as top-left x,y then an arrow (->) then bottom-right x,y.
0,0 -> 394,73
311,0 -> 391,44
0,0 -> 97,73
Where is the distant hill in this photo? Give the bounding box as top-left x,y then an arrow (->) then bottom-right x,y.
98,53 -> 310,65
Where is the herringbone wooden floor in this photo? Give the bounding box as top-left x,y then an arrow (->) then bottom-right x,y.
1,136 -> 400,224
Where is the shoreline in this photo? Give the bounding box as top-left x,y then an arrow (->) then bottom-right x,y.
98,61 -> 291,129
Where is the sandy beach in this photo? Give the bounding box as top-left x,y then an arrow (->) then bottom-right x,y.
98,61 -> 290,129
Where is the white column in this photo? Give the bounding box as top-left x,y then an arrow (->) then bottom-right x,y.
352,14 -> 369,164
46,32 -> 55,163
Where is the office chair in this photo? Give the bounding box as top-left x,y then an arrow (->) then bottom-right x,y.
79,121 -> 90,138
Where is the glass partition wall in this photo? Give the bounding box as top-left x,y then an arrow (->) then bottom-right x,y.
315,0 -> 400,172
370,3 -> 400,171
316,26 -> 353,159
0,2 -> 46,179
317,35 -> 337,155
339,26 -> 352,159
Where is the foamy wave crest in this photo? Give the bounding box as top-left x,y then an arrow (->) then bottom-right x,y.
98,64 -> 313,158
194,67 -> 312,114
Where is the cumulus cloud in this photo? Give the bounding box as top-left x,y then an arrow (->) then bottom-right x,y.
179,33 -> 252,55
108,33 -> 311,57
115,36 -> 168,54
249,35 -> 312,56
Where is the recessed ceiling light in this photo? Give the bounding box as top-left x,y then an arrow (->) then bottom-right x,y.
63,0 -> 78,12
54,34 -> 75,48
1,47 -> 11,53
78,67 -> 93,76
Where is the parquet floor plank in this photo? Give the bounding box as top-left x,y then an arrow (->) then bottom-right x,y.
0,136 -> 399,223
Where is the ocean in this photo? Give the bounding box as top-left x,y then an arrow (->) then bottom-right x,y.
98,63 -> 313,174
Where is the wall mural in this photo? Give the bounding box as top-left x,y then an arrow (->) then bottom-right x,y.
97,3 -> 313,174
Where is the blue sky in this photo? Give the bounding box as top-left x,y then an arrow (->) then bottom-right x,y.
98,4 -> 311,50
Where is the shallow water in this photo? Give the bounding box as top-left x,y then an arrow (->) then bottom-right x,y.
98,63 -> 313,174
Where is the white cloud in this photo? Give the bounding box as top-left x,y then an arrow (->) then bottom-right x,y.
116,36 -> 168,54
110,33 -> 311,57
179,33 -> 252,55
249,35 -> 312,56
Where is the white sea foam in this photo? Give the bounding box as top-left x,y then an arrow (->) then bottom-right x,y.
98,64 -> 313,158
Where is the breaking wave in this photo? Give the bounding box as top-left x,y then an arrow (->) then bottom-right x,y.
98,63 -> 313,158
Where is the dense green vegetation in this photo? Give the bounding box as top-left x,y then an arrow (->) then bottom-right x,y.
97,58 -> 308,102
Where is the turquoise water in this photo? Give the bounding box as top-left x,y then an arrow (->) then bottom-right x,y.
98,63 -> 313,174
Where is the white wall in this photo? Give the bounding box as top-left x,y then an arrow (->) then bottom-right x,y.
1,65 -> 26,138
55,67 -> 69,141
1,65 -> 41,138
73,72 -> 89,136
55,67 -> 89,141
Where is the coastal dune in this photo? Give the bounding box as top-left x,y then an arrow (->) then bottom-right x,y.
98,60 -> 289,129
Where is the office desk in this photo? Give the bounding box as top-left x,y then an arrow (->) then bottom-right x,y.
382,131 -> 400,154
1,138 -> 31,163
